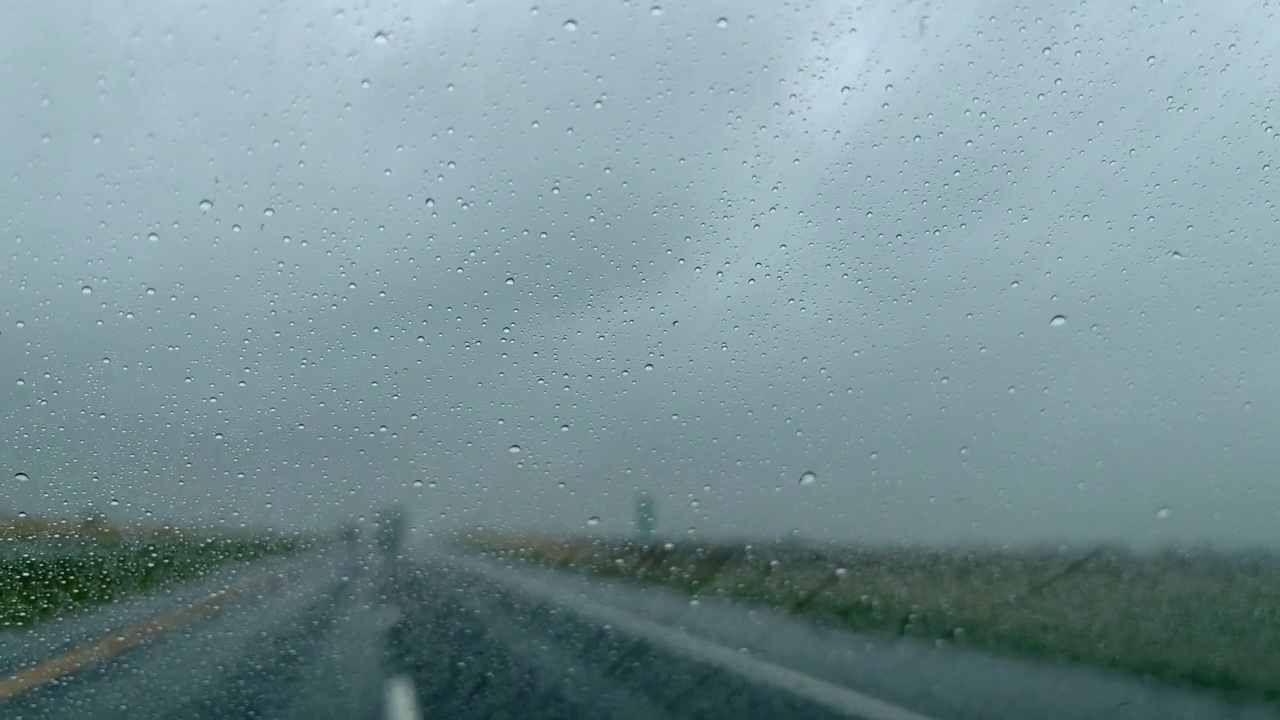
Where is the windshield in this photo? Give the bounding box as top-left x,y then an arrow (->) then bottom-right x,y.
2,1 -> 1278,718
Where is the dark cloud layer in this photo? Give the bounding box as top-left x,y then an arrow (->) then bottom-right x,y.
3,0 -> 1279,547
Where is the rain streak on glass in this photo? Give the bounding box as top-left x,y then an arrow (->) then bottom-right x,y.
0,0 -> 1277,715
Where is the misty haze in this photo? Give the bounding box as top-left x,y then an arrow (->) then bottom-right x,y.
5,0 -> 1280,717
6,0 -> 1276,550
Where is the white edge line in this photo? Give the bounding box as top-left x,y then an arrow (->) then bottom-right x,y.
469,560 -> 935,720
384,674 -> 422,720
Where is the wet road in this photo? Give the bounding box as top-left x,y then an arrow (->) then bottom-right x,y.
1,546 -> 1275,720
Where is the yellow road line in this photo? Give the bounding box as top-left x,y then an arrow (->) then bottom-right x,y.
0,568 -> 284,699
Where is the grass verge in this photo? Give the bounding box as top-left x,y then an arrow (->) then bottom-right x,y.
0,534 -> 312,629
461,534 -> 1280,707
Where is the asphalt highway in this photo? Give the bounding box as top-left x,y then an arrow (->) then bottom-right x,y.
0,544 -> 1274,720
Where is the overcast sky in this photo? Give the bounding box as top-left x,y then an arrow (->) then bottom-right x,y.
3,0 -> 1279,547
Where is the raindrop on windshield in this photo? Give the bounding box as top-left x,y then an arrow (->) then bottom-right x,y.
799,470 -> 817,486
1050,315 -> 1067,327
14,472 -> 30,483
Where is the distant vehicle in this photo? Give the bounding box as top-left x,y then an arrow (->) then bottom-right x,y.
339,522 -> 360,546
373,508 -> 407,560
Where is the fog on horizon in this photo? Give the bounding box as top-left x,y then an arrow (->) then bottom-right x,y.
2,0 -> 1279,549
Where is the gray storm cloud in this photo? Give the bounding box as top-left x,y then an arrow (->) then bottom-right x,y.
2,0 -> 1279,548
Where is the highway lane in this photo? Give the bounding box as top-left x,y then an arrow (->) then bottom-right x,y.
1,545 -> 1276,719
388,558 -> 863,720
1,546 -> 381,719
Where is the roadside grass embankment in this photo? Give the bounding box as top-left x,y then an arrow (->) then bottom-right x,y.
461,534 -> 1280,706
0,533 -> 312,629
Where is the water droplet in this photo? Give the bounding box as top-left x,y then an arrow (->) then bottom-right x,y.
1050,315 -> 1067,327
199,199 -> 213,211
14,472 -> 29,483
644,363 -> 654,371
586,516 -> 600,526
799,470 -> 817,486
81,285 -> 92,295
15,378 -> 24,386
505,277 -> 515,285
959,446 -> 970,456
716,17 -> 728,28
1156,507 -> 1170,519
563,19 -> 577,31
413,479 -> 423,487
508,444 -> 522,454
650,6 -> 662,16
263,207 -> 275,217
147,232 -> 159,242
374,31 -> 389,44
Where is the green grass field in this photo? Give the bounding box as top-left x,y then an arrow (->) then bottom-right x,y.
0,534 -> 311,629
463,534 -> 1280,706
